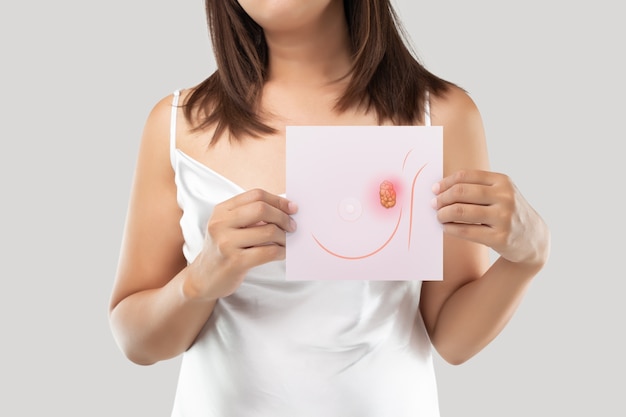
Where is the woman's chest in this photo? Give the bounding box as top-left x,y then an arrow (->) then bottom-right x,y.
178,110 -> 382,195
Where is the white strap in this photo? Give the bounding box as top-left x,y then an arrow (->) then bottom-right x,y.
424,91 -> 431,127
169,90 -> 181,169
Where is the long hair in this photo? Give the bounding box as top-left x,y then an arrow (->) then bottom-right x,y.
183,0 -> 452,143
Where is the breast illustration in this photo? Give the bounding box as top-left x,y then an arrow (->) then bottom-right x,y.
285,125 -> 443,281
311,154 -> 427,260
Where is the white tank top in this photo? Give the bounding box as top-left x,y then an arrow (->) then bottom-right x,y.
169,90 -> 439,417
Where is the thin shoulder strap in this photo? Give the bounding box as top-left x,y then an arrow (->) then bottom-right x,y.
169,90 -> 181,169
424,91 -> 431,127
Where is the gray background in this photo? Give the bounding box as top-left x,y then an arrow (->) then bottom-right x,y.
1,0 -> 623,415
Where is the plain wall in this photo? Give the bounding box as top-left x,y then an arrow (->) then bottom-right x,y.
1,0 -> 623,415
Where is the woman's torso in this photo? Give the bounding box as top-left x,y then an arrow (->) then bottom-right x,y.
169,88 -> 440,416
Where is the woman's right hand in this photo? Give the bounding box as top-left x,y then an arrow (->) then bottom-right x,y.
184,189 -> 298,300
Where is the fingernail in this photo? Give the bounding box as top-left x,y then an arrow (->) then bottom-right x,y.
431,183 -> 440,194
430,197 -> 437,209
288,201 -> 298,213
289,218 -> 297,232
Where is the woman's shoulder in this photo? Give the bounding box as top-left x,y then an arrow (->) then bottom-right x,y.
429,83 -> 489,171
430,83 -> 483,129
145,89 -> 191,124
140,88 -> 197,143
133,89 -> 193,168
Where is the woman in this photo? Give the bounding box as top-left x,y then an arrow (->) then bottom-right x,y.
109,0 -> 550,415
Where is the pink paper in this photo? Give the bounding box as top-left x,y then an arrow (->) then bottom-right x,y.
286,126 -> 443,281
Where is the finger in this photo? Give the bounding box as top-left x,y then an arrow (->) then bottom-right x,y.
432,182 -> 496,209
220,243 -> 286,272
222,188 -> 298,215
230,200 -> 297,232
234,223 -> 288,249
436,203 -> 496,226
433,170 -> 498,195
240,243 -> 287,267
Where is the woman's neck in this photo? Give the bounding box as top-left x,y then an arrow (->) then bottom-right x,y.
263,1 -> 352,88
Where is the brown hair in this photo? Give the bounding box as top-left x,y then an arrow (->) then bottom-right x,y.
183,0 -> 452,143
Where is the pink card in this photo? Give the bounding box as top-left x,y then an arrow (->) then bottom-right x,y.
286,126 -> 443,281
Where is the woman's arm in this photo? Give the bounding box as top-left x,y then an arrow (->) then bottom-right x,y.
420,86 -> 550,365
108,94 -> 296,365
108,95 -> 216,365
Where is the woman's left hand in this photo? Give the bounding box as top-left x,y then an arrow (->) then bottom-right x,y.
432,169 -> 550,266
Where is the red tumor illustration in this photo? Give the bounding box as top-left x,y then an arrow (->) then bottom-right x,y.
379,180 -> 396,208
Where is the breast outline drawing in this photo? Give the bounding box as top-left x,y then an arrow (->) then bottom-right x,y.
310,153 -> 428,260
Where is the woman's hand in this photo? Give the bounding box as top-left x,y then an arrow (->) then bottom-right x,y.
185,189 -> 298,300
432,169 -> 550,267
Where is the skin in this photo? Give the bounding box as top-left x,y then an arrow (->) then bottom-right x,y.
109,0 -> 550,366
